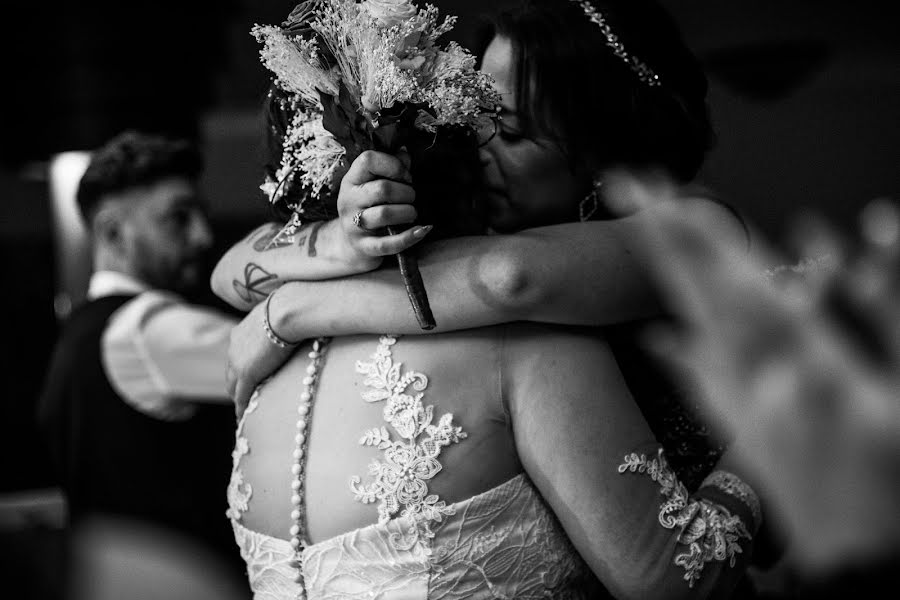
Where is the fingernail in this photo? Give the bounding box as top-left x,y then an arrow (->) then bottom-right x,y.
412,225 -> 433,238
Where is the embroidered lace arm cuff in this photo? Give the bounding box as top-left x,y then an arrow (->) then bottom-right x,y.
618,448 -> 755,588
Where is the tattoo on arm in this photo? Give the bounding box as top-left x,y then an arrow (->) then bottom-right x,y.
250,221 -> 325,253
307,221 -> 325,257
233,263 -> 279,303
252,223 -> 297,252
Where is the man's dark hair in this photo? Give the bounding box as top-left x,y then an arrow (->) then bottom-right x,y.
77,131 -> 203,222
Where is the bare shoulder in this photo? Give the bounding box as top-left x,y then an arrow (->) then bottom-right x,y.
678,195 -> 749,250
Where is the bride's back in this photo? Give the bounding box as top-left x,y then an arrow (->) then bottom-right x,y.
237,326 -> 521,544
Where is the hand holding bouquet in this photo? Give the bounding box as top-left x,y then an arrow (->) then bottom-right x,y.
253,0 -> 500,329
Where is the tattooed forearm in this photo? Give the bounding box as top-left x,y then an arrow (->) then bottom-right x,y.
307,221 -> 324,257
250,221 -> 323,252
232,263 -> 279,303
252,223 -> 299,252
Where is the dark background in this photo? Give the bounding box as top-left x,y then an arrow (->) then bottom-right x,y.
1,0 -> 898,492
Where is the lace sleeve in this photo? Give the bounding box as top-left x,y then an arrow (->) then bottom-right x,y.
618,447 -> 760,588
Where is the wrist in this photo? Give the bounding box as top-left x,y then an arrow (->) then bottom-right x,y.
266,286 -> 304,346
324,219 -> 382,274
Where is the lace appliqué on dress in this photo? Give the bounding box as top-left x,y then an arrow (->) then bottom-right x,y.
619,448 -> 752,588
227,390 -> 261,521
350,335 -> 467,552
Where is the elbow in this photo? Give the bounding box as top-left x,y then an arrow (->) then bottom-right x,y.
209,259 -> 227,302
481,253 -> 542,317
209,257 -> 244,309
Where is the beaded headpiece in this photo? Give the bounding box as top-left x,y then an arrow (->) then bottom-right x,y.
569,0 -> 661,87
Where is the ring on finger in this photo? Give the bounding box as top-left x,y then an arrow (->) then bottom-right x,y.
353,209 -> 378,233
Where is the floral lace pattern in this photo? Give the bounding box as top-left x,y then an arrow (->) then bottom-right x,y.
351,335 -> 467,551
303,475 -> 598,599
618,447 -> 752,587
426,475 -> 601,599
232,520 -> 304,600
226,391 -> 261,522
227,336 -> 598,598
230,474 -> 598,599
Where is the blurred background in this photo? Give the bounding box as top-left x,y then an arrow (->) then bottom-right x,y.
0,0 -> 897,595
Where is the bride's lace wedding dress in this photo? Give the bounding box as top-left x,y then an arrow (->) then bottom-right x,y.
231,473 -> 599,599
227,332 -> 758,599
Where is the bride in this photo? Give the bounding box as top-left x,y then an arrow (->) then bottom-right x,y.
219,1 -> 761,598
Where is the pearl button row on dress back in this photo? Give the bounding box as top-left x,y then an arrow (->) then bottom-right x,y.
288,337 -> 330,599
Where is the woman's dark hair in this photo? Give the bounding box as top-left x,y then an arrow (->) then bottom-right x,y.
478,0 -> 713,183
77,130 -> 203,222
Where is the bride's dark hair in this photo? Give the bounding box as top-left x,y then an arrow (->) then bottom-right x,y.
477,0 -> 713,183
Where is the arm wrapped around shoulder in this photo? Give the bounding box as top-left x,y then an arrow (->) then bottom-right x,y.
617,447 -> 761,597
506,324 -> 760,600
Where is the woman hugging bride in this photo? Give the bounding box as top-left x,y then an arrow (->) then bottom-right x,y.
217,1 -> 762,598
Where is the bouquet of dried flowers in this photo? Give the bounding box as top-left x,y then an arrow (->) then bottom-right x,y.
253,0 -> 500,329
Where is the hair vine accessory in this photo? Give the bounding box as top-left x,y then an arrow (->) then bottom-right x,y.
568,0 -> 661,87
263,291 -> 301,349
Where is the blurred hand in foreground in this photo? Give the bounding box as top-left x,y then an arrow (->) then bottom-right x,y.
609,171 -> 900,573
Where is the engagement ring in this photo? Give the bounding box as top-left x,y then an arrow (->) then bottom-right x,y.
353,209 -> 376,233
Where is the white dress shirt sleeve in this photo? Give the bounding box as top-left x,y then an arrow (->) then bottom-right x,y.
102,290 -> 237,421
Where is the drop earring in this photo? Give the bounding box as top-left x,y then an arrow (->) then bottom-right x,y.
579,179 -> 603,222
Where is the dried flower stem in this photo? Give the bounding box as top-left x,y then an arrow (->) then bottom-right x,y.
387,225 -> 435,330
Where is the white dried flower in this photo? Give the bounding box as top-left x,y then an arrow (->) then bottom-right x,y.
255,0 -> 499,210
259,175 -> 280,202
252,24 -> 338,103
280,108 -> 347,203
293,120 -> 347,197
363,0 -> 417,28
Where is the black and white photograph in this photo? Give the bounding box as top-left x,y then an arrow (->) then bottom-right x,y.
1,1 -> 897,598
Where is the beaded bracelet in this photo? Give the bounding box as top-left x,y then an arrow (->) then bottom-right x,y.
263,291 -> 300,349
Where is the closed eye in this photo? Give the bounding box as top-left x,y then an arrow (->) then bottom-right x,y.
498,126 -> 527,144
